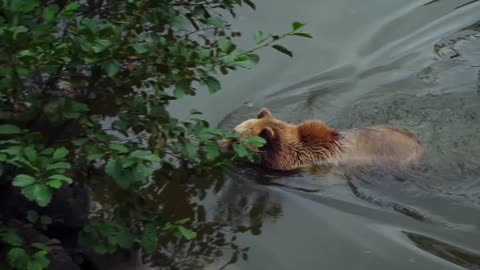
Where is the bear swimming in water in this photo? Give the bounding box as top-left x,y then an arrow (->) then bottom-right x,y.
229,107 -> 424,172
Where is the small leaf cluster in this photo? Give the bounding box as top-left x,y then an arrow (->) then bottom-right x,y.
79,218 -> 197,257
80,221 -> 136,255
162,218 -> 197,241
0,129 -> 72,207
0,227 -> 50,270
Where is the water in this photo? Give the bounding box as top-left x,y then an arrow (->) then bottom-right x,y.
168,0 -> 480,269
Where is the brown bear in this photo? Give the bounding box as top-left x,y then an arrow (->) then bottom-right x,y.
229,107 -> 424,172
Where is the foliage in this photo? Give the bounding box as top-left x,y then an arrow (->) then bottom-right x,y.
0,0 -> 311,268
0,227 -> 50,270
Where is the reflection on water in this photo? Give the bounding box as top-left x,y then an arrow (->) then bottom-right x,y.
90,166 -> 285,269
405,231 -> 480,270
214,173 -> 283,234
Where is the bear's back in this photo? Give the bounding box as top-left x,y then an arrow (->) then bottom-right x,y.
339,125 -> 424,168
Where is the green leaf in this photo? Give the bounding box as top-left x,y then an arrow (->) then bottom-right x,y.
234,54 -> 259,68
17,49 -> 36,59
32,242 -> 49,250
69,101 -> 89,113
198,48 -> 212,60
218,38 -> 232,52
142,154 -> 161,163
46,180 -> 63,189
63,112 -> 80,119
1,229 -> 23,246
116,227 -> 134,249
162,222 -> 174,231
81,18 -> 100,32
129,150 -> 150,159
109,143 -> 129,153
174,84 -> 186,99
291,32 -> 313,38
12,26 -> 28,40
141,223 -> 158,254
10,157 -> 38,172
64,2 -> 80,12
17,0 -> 40,12
202,76 -> 221,93
40,216 -> 52,225
48,174 -> 73,184
40,148 -> 54,156
0,140 -> 20,145
72,138 -> 88,146
171,15 -> 188,30
233,144 -> 249,158
27,210 -> 39,223
204,144 -> 221,161
53,147 -> 69,160
121,158 -> 136,169
184,142 -> 197,160
87,153 -> 104,161
244,0 -> 256,9
205,128 -> 224,136
245,136 -> 266,147
105,159 -> 131,189
292,21 -> 305,31
24,145 -> 37,162
46,162 -> 71,171
13,174 -> 36,187
6,248 -> 29,269
254,31 -> 267,44
28,250 -> 50,270
92,244 -> 109,255
222,53 -> 237,65
32,184 -> 53,207
248,54 -> 260,65
132,44 -> 148,54
1,147 -> 21,156
190,109 -> 202,115
207,17 -> 225,28
0,125 -> 21,134
176,218 -> 190,225
18,180 -> 33,196
272,44 -> 293,57
62,101 -> 88,118
42,7 -> 55,22
93,39 -> 112,53
134,163 -> 153,181
177,225 -> 197,240
105,61 -> 120,77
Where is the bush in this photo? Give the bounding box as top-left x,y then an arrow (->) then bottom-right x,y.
0,0 -> 311,268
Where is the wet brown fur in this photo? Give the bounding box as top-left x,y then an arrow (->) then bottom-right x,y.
232,108 -> 424,171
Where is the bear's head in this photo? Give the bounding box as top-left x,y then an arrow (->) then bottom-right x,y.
227,107 -> 340,170
233,108 -> 296,149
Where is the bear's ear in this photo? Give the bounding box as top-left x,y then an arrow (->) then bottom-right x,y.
257,108 -> 272,119
259,127 -> 275,141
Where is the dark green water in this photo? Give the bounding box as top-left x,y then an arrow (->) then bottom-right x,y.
168,1 -> 480,269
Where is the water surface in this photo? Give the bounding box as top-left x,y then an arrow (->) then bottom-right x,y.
169,1 -> 480,269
